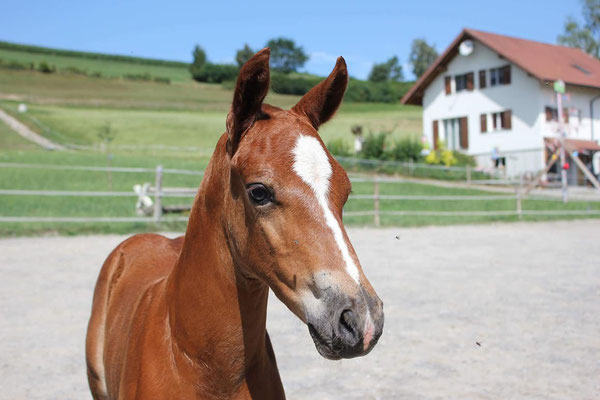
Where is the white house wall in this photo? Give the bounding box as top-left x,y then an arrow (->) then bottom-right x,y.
422,41 -> 546,175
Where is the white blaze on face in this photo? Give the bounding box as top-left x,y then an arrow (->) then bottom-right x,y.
292,134 -> 360,283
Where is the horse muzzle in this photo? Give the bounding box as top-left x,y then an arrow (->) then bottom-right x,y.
305,289 -> 384,360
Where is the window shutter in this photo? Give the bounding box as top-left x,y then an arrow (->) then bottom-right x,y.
480,114 -> 487,133
503,65 -> 511,84
459,117 -> 469,149
444,76 -> 451,95
479,70 -> 486,88
503,110 -> 512,130
466,72 -> 474,91
545,107 -> 553,122
563,108 -> 569,123
433,120 -> 439,150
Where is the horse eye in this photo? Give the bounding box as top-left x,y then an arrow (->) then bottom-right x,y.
247,184 -> 272,206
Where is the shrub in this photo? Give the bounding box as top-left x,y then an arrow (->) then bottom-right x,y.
270,73 -> 321,95
123,72 -> 152,81
387,137 -> 423,162
191,63 -> 239,83
344,80 -> 414,103
326,138 -> 352,157
452,151 -> 476,167
425,140 -> 458,167
361,132 -> 388,160
0,59 -> 31,70
37,61 -> 56,73
61,66 -> 87,75
153,76 -> 171,84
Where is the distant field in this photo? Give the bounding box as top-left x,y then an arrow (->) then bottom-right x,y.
0,48 -> 191,82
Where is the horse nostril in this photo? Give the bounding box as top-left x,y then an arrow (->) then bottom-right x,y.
339,309 -> 358,339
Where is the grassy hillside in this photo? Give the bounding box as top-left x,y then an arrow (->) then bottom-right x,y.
0,70 -> 422,151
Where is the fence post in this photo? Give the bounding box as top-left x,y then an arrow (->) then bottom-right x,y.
466,165 -> 471,186
373,177 -> 381,227
153,165 -> 163,222
516,173 -> 523,220
409,159 -> 414,176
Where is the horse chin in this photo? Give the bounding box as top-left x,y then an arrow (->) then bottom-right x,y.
307,324 -> 342,360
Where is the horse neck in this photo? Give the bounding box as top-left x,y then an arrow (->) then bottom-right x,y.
165,136 -> 270,372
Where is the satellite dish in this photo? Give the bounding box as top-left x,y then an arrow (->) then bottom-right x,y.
459,40 -> 474,56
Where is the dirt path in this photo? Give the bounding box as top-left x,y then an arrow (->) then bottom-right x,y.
0,109 -> 64,150
1,221 -> 599,399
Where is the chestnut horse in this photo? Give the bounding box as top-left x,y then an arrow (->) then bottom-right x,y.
86,49 -> 384,400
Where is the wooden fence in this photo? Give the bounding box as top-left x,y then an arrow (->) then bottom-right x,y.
1,162 -> 599,226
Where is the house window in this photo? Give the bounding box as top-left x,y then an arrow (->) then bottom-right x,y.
490,65 -> 511,86
454,72 -> 474,92
491,110 -> 512,131
545,106 -> 571,123
480,113 -> 488,133
479,70 -> 487,89
443,117 -> 469,150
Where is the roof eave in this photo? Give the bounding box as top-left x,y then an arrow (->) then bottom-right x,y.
401,29 -> 470,106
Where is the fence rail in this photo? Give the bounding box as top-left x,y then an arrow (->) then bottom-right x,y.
0,162 -> 204,175
2,162 -> 599,226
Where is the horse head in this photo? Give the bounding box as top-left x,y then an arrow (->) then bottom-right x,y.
220,48 -> 384,360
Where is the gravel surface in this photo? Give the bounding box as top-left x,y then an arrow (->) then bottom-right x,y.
1,221 -> 599,399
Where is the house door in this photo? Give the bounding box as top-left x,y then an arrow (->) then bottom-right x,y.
444,118 -> 459,150
443,117 -> 468,151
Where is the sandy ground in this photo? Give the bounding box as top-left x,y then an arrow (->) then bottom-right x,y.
0,221 -> 599,400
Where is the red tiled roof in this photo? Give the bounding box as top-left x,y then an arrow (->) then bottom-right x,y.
545,137 -> 600,153
402,28 -> 600,105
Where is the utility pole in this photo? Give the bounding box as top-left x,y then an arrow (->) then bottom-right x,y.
555,80 -> 568,203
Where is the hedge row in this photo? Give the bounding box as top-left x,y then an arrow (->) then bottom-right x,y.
0,58 -> 170,83
269,73 -> 414,103
0,41 -> 188,68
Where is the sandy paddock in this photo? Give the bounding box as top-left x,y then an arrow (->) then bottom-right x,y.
0,220 -> 598,399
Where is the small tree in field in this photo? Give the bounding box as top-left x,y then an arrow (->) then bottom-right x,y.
368,56 -> 403,82
266,37 -> 309,73
189,45 -> 207,79
236,44 -> 255,67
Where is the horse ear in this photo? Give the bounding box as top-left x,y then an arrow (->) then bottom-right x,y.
292,57 -> 348,129
226,48 -> 270,155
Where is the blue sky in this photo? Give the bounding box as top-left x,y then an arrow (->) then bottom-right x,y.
0,0 -> 581,80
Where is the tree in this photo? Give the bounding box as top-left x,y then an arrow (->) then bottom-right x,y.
266,37 -> 308,73
189,45 -> 207,78
235,44 -> 255,67
558,0 -> 600,58
368,56 -> 403,82
409,39 -> 438,79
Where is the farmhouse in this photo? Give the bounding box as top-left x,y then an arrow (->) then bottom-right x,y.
402,28 -> 600,181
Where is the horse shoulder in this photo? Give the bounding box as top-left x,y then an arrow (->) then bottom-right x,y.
91,233 -> 184,398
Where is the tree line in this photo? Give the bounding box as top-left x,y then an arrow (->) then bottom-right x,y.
189,37 -> 439,102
